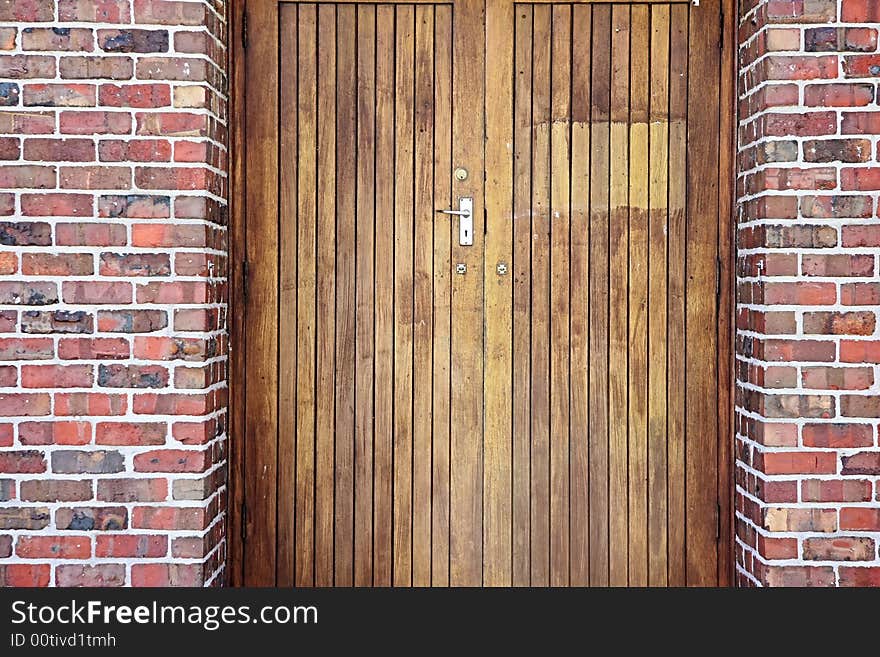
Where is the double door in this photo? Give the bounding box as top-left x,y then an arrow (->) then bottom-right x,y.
237,0 -> 732,586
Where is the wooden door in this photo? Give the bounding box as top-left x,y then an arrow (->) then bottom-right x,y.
234,0 -> 733,587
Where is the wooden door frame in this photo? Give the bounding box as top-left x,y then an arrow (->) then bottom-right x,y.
226,0 -> 738,587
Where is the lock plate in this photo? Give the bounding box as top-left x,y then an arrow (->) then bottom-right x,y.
458,197 -> 473,246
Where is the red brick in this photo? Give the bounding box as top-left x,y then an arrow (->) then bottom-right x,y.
58,337 -> 129,360
0,564 -> 51,587
62,281 -> 132,304
22,193 -> 93,217
22,364 -> 93,388
16,535 -> 90,559
59,110 -> 131,135
55,392 -> 126,416
133,448 -> 208,473
96,421 -> 166,445
95,534 -> 167,558
19,421 -> 91,446
99,83 -> 171,108
802,423 -> 873,448
131,563 -> 201,587
21,253 -> 93,276
840,507 -> 880,531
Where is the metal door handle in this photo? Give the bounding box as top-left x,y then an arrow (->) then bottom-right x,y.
436,196 -> 473,246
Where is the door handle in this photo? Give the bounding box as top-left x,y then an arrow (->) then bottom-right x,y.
437,196 -> 473,246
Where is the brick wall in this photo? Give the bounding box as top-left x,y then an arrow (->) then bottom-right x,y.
737,0 -> 880,586
0,0 -> 227,586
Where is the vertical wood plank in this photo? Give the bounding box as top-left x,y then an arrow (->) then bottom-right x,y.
354,3 -> 376,588
431,4 -> 453,587
529,3 -> 551,587
686,1 -> 720,587
511,3 -> 532,588
412,4 -> 434,587
373,3 -> 395,587
667,2 -> 688,587
449,0 -> 485,587
647,2 -> 670,588
393,4 -> 415,587
277,4 -> 298,588
627,3 -> 649,587
484,0 -> 514,587
294,3 -> 317,588
549,2 -> 571,587
243,0 -> 279,587
315,2 -> 337,587
569,3 -> 591,588
335,4 -> 357,587
608,3 -> 630,587
588,5 -> 611,587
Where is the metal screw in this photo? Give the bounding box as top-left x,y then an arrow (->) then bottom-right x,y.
456,263 -> 466,275
497,262 -> 508,276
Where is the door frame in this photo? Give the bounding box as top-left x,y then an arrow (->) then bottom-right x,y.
227,0 -> 738,586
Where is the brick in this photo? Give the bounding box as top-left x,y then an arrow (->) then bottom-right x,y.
21,310 -> 93,335
131,563 -> 201,587
841,395 -> 880,417
0,82 -> 19,106
0,535 -> 10,557
99,139 -> 171,162
803,424 -> 874,446
0,393 -> 50,416
839,568 -> 880,587
22,364 -> 93,388
840,507 -> 880,531
56,223 -> 127,246
840,451 -> 880,475
97,309 -> 167,333
802,478 -> 872,502
802,193 -> 873,219
97,478 -> 167,502
22,193 -> 93,218
763,507 -> 837,532
59,56 -> 133,80
22,27 -> 94,52
136,57 -> 208,82
98,194 -> 170,218
58,0 -> 130,22
802,254 -> 873,277
56,506 -> 127,531
51,449 -> 124,474
134,448 -> 208,473
137,112 -> 207,137
758,451 -> 837,475
55,392 -> 127,416
0,110 -> 53,134
60,110 -> 131,135
23,83 -> 95,107
100,252 -> 171,276
803,138 -> 871,162
22,253 -> 93,276
99,84 -> 171,108
133,0 -> 206,25
131,506 -> 206,531
16,535 -> 91,559
802,366 -> 873,390
96,420 -> 166,445
0,337 -> 54,360
0,0 -> 55,21
95,534 -> 167,558
58,337 -> 129,360
0,164 -> 55,188
0,221 -> 51,245
802,311 -> 875,335
0,507 -> 49,530
763,566 -> 835,587
0,565 -> 51,587
134,336 -> 213,360
0,55 -> 55,79
98,29 -> 169,53
842,0 -> 880,22
55,564 -> 125,587
62,281 -> 132,304
60,165 -> 131,190
19,421 -> 91,445
98,364 -> 169,389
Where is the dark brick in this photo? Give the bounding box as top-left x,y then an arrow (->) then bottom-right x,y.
51,450 -> 124,474
0,221 -> 51,246
98,364 -> 169,388
20,479 -> 92,502
55,506 -> 127,531
21,310 -> 93,334
98,29 -> 168,53
0,507 -> 49,530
